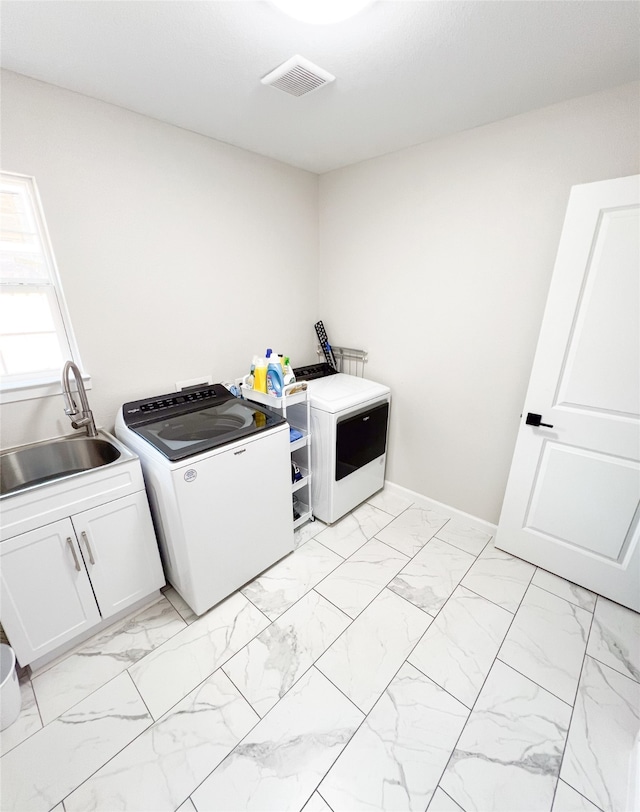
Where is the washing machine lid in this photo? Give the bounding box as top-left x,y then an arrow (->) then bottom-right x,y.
121,384 -> 285,461
305,373 -> 390,413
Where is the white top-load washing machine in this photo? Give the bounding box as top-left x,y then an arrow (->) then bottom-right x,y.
294,365 -> 391,524
115,384 -> 293,616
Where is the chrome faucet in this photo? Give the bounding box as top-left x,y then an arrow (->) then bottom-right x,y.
62,361 -> 98,438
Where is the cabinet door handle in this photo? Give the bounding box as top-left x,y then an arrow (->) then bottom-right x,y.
67,537 -> 81,572
81,531 -> 95,565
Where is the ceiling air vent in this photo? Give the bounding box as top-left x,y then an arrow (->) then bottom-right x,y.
261,55 -> 335,97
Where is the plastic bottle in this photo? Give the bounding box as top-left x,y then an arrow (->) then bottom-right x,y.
246,355 -> 259,389
254,357 -> 267,393
266,348 -> 284,396
283,356 -> 295,386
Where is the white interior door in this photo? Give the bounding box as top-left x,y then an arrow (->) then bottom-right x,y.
495,174 -> 640,612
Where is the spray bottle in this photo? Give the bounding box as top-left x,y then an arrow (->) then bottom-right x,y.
282,356 -> 295,386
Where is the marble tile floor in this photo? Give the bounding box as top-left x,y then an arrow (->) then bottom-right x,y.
1,489 -> 639,812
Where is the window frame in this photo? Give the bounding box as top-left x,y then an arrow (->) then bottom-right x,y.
0,171 -> 90,404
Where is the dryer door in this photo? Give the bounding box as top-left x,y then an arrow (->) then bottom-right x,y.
336,401 -> 389,481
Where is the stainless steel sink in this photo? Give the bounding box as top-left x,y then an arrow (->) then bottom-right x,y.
0,434 -> 127,497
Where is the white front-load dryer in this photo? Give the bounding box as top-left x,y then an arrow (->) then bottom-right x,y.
302,373 -> 391,524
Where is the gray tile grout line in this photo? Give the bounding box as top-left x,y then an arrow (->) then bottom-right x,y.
426,562 -> 537,810
27,592 -> 174,680
159,533 -> 395,812
13,599 -> 189,741
9,502 -> 631,811
316,788 -> 335,811
50,557 -> 603,812
528,577 -> 596,614
312,555 -> 410,621
228,518 -> 462,810
0,682 -> 44,759
235,589 -> 274,624
309,560 -> 482,811
180,510 -> 488,804
555,779 -> 606,812
184,662 -> 368,810
405,656 -> 474,712
548,595 -> 599,812
492,656 -> 575,708
430,786 -> 464,811
59,669 -> 158,810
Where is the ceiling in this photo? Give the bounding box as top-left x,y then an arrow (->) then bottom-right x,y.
1,1 -> 639,174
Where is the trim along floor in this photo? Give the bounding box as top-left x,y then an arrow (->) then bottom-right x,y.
1,487 -> 638,812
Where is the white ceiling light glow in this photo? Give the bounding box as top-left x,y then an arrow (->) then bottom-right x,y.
270,0 -> 372,25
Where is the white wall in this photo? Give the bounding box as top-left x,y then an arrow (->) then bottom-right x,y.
0,71 -> 319,448
3,72 -> 639,525
318,82 -> 640,524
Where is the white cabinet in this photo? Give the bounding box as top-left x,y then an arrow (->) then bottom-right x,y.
0,519 -> 101,664
0,491 -> 164,666
241,385 -> 313,528
71,492 -> 164,620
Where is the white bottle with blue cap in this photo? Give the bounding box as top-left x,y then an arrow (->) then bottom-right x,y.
266,348 -> 284,396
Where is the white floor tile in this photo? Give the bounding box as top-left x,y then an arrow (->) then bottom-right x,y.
388,538 -> 476,616
5,491 -> 637,812
499,584 -> 592,704
461,543 -> 535,612
366,488 -> 413,517
316,588 -> 432,713
163,586 -> 198,623
315,538 -> 408,618
408,585 -> 512,707
191,667 -> 363,812
560,656 -> 640,812
64,670 -> 258,812
302,793 -> 332,811
0,672 -> 150,812
427,787 -> 465,812
129,592 -> 269,719
0,676 -> 42,756
241,538 -> 342,620
553,780 -> 603,812
320,663 -> 468,812
441,660 -> 571,812
532,569 -> 597,613
375,506 -> 451,557
586,596 -> 640,682
316,503 -> 394,558
294,518 -> 327,549
434,519 -> 492,557
32,598 -> 185,724
176,800 -> 198,812
222,590 -> 350,717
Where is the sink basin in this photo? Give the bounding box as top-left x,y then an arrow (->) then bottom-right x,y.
1,435 -> 123,497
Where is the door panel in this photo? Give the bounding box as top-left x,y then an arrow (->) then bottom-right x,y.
495,175 -> 640,611
556,207 -> 639,415
525,442 -> 639,559
72,491 -> 164,620
0,519 -> 100,665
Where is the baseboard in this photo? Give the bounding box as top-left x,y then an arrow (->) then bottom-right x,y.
383,480 -> 498,535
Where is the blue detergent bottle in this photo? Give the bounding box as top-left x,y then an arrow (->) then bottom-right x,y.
266,348 -> 284,396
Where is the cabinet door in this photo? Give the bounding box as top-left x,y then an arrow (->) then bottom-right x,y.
72,491 -> 164,620
0,519 -> 101,665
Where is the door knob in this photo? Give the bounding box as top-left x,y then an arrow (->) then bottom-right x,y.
526,412 -> 554,428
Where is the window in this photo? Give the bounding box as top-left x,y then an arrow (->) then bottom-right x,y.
0,172 -> 84,401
